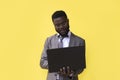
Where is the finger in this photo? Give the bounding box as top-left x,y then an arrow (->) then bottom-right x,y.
60,68 -> 62,73
59,68 -> 63,75
62,67 -> 66,74
68,70 -> 75,79
67,66 -> 70,75
70,70 -> 74,74
70,70 -> 75,77
60,68 -> 62,72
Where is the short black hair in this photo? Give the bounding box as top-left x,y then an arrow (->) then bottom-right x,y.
52,10 -> 67,21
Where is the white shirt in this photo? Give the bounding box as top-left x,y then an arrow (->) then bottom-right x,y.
58,31 -> 71,48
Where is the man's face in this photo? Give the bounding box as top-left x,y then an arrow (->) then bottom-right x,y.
53,16 -> 69,36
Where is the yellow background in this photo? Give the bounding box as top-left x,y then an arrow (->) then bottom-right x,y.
0,0 -> 120,80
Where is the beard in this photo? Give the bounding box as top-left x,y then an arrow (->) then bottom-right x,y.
58,28 -> 69,37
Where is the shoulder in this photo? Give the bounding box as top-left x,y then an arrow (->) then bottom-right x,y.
71,32 -> 85,41
45,34 -> 57,42
70,32 -> 85,46
46,34 -> 57,40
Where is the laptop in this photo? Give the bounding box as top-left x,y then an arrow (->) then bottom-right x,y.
47,46 -> 86,73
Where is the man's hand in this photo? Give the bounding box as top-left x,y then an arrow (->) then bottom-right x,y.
58,66 -> 75,79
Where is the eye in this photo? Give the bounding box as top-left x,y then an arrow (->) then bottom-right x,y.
55,21 -> 67,27
55,24 -> 60,27
61,21 -> 66,25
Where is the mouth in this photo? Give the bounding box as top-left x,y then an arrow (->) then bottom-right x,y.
60,29 -> 66,33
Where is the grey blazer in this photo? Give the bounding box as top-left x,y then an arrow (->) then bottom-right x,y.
40,32 -> 85,80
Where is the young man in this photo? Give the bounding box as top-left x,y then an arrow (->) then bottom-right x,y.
40,10 -> 85,80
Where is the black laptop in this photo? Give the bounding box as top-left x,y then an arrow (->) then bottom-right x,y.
47,46 -> 86,73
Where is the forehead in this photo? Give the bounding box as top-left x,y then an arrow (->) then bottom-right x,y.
53,16 -> 67,24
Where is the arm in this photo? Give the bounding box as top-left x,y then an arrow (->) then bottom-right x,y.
76,39 -> 86,74
40,38 -> 49,69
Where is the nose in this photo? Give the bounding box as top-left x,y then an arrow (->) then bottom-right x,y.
59,25 -> 64,29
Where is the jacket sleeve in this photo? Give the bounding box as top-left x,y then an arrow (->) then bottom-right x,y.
40,38 -> 49,69
77,39 -> 86,74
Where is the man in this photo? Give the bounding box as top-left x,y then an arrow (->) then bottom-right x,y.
40,10 -> 85,80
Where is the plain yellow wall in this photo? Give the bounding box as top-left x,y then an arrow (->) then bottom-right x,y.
0,0 -> 120,80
